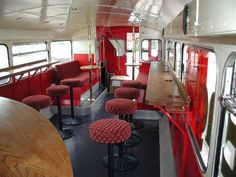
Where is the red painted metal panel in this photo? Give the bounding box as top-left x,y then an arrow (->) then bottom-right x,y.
96,26 -> 139,76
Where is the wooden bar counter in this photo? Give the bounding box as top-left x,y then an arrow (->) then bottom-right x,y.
145,61 -> 189,109
0,96 -> 73,177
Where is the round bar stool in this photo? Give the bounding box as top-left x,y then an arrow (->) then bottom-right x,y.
60,78 -> 86,126
89,119 -> 131,177
121,80 -> 142,88
22,95 -> 51,111
114,87 -> 143,130
104,98 -> 139,171
46,85 -> 75,140
105,98 -> 141,147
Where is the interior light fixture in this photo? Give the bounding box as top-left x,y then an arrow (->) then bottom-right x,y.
17,17 -> 23,21
128,12 -> 142,24
71,7 -> 78,11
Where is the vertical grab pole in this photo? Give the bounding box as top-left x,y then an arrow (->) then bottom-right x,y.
88,22 -> 93,103
132,24 -> 135,80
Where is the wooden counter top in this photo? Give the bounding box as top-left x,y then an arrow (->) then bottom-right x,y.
145,61 -> 189,108
0,60 -> 59,80
0,97 -> 73,177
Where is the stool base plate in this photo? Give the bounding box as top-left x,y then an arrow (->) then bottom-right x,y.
103,153 -> 138,171
123,133 -> 141,147
131,120 -> 143,130
62,116 -> 86,126
59,128 -> 75,140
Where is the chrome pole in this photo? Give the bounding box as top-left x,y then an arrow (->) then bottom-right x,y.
132,24 -> 135,80
88,23 -> 93,103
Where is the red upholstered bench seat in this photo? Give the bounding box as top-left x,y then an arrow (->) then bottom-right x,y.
136,72 -> 148,89
55,60 -> 96,85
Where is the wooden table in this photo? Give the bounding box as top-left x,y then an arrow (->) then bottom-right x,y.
109,75 -> 131,93
0,97 -> 73,177
80,65 -> 98,103
145,61 -> 189,111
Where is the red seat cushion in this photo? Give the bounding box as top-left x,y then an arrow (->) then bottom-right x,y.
121,80 -> 142,89
46,85 -> 69,97
61,78 -> 82,87
75,72 -> 90,83
89,118 -> 131,144
22,95 -> 51,110
115,87 -> 140,100
105,98 -> 137,115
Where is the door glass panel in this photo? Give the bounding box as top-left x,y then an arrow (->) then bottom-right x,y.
184,47 -> 217,170
218,55 -> 236,177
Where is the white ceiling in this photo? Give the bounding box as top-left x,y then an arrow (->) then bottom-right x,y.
0,0 -> 191,38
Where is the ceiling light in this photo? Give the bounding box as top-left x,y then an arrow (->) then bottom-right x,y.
128,12 -> 142,24
71,7 -> 77,11
17,17 -> 23,21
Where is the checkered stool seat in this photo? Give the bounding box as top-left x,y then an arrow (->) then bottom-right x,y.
22,95 -> 51,110
105,98 -> 137,116
121,80 -> 142,89
89,119 -> 131,144
115,87 -> 140,100
61,78 -> 82,87
46,85 -> 69,97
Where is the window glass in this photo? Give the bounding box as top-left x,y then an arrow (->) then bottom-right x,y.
0,45 -> 9,69
218,55 -> 236,177
184,47 -> 217,170
12,42 -> 48,66
151,40 -> 158,57
175,43 -> 182,79
126,33 -> 139,79
51,41 -> 71,62
167,41 -> 175,69
126,33 -> 139,51
0,45 -> 10,84
141,39 -> 160,61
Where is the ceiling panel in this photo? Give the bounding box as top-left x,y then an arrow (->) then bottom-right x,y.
0,0 -> 191,38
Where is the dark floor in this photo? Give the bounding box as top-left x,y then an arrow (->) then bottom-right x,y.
51,94 -> 160,177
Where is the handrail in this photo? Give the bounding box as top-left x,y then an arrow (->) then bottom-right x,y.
187,123 -> 207,173
0,60 -> 59,80
154,105 -> 185,135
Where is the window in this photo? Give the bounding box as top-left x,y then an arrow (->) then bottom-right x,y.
218,54 -> 236,177
126,33 -> 139,79
167,41 -> 175,69
141,39 -> 160,61
0,45 -> 9,69
51,41 -> 72,62
12,42 -> 48,66
0,45 -> 10,84
175,43 -> 182,79
184,46 -> 217,170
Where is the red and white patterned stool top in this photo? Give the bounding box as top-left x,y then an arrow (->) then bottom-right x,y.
22,95 -> 51,110
46,85 -> 69,97
115,87 -> 140,100
121,80 -> 142,89
61,78 -> 82,87
105,98 -> 137,115
89,118 -> 131,144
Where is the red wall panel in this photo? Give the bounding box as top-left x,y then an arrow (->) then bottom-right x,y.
96,26 -> 139,76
